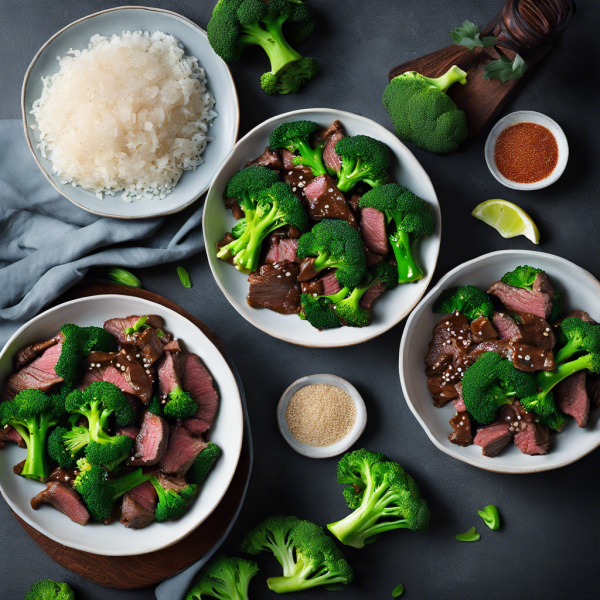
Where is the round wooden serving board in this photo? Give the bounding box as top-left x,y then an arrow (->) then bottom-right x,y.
15,283 -> 251,589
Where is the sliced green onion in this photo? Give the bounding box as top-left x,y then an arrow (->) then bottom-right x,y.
392,584 -> 404,597
177,266 -> 192,288
478,505 -> 500,530
456,526 -> 480,542
124,315 -> 149,335
101,267 -> 141,288
156,329 -> 165,338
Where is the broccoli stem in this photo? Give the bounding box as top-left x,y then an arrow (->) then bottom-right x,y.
554,338 -> 584,365
109,468 -> 152,500
291,139 -> 327,176
537,354 -> 594,395
420,65 -> 467,93
266,555 -> 343,593
336,157 -> 367,193
390,230 -> 423,283
235,205 -> 283,271
21,418 -> 50,480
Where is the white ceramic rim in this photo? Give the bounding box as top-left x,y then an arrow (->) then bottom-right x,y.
0,294 -> 244,554
399,249 -> 600,474
20,5 -> 241,220
277,374 -> 367,458
484,110 -> 569,191
203,107 -> 441,348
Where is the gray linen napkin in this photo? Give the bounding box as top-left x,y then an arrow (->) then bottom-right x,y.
0,119 -> 205,346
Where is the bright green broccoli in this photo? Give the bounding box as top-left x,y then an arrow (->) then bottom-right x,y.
146,396 -> 165,417
297,219 -> 366,288
333,262 -> 398,327
299,287 -> 349,330
0,389 -> 66,481
554,317 -> 600,365
207,0 -> 318,96
222,182 -> 309,273
382,65 -> 468,154
432,285 -> 495,322
81,326 -> 117,353
269,120 -> 327,175
47,425 -> 83,469
164,386 -> 197,420
187,442 -> 222,485
150,476 -> 198,522
24,579 -> 75,600
547,290 -> 563,322
186,555 -> 259,600
231,219 -> 246,239
460,352 -> 538,424
73,458 -> 152,522
500,265 -> 543,289
243,516 -> 353,593
327,449 -> 430,549
334,135 -> 390,193
359,184 -> 435,283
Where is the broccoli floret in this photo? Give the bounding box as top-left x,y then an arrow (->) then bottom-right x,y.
269,120 -> 327,176
432,285 -> 495,322
223,182 -> 309,273
297,219 -> 366,289
186,555 -> 259,600
187,442 -> 222,485
62,425 -> 91,455
554,317 -> 600,365
73,458 -> 152,522
359,184 -> 435,283
47,426 -> 82,469
334,135 -> 390,193
382,65 -> 468,154
231,219 -> 246,239
164,387 -> 197,420
207,0 -> 318,95
500,265 -> 543,289
327,449 -> 430,549
54,324 -> 85,388
299,287 -> 349,330
0,389 -> 66,481
82,326 -> 117,353
547,290 -> 563,322
85,435 -> 133,471
146,396 -> 165,417
24,579 -> 74,600
243,516 -> 353,593
150,476 -> 198,522
537,407 -> 568,432
460,352 -> 538,424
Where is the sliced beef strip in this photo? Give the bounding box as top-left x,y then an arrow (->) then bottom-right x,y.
493,312 -> 522,340
360,207 -> 389,254
103,315 -> 164,347
297,258 -> 319,282
301,279 -> 324,296
180,353 -> 219,435
487,281 -> 552,319
31,482 -> 90,525
47,467 -> 78,486
217,232 -> 235,251
473,422 -> 513,457
6,343 -> 64,395
320,271 -> 342,296
303,175 -> 357,228
449,412 -> 472,446
312,119 -> 343,144
129,410 -> 170,466
348,193 -> 361,214
247,261 -> 301,315
513,313 -> 555,351
120,480 -> 158,529
532,272 -> 555,297
78,367 -> 104,390
158,472 -> 196,495
281,149 -> 315,201
0,426 -> 26,449
117,425 -> 140,441
564,310 -> 596,324
245,146 -> 283,170
468,340 -> 555,372
265,237 -> 299,265
323,131 -> 344,173
470,316 -> 499,342
157,351 -> 181,397
554,371 -> 590,427
103,349 -> 154,403
513,422 -> 551,455
14,332 -> 65,371
359,281 -> 386,312
364,246 -> 385,266
163,339 -> 181,353
452,383 -> 467,413
224,197 -> 245,220
159,425 -> 208,477
128,327 -> 164,366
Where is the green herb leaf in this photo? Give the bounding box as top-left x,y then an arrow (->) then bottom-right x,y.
392,584 -> 404,597
101,267 -> 141,288
484,53 -> 528,83
478,505 -> 500,530
450,20 -> 497,50
177,266 -> 192,288
456,526 -> 480,542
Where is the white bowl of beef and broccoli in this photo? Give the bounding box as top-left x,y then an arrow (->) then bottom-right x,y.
203,108 -> 441,347
400,250 -> 600,474
0,295 -> 244,555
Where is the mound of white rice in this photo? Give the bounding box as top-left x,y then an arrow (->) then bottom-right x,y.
30,31 -> 217,202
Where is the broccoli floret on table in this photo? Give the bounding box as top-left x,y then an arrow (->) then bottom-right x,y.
186,555 -> 259,600
432,285 -> 494,322
327,448 -> 430,549
382,65 -> 468,154
269,120 -> 327,176
24,579 -> 75,600
334,135 -> 390,193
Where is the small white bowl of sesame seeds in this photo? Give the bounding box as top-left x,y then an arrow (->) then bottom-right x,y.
277,374 -> 367,458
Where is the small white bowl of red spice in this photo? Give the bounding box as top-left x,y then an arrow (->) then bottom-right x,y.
277,374 -> 367,458
484,111 -> 568,191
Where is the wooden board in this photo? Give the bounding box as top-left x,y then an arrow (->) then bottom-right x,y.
15,283 -> 251,589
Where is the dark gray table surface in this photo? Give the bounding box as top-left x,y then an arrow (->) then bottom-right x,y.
1,0 -> 598,598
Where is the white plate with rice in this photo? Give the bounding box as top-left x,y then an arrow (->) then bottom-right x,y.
22,6 -> 239,219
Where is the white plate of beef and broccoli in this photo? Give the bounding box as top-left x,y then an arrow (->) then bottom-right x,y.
400,250 -> 600,474
203,108 -> 442,348
0,295 -> 243,555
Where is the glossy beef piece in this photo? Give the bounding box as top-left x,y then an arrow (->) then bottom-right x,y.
470,316 -> 499,342
468,340 -> 555,372
103,315 -> 163,346
120,480 -> 157,529
532,272 -> 554,297
452,383 -> 467,412
301,279 -> 324,296
563,310 -> 596,324
224,197 -> 244,220
5,343 -> 64,395
180,353 -> 219,436
297,258 -> 319,282
449,412 -> 472,446
493,312 -> 521,340
245,146 -> 283,170
78,367 -> 104,390
102,349 -> 154,403
473,421 -> 512,457
13,459 -> 25,476
265,237 -> 299,264
14,332 -> 64,371
359,281 -> 386,312
47,467 -> 78,486
323,131 -> 344,173
163,339 -> 181,353
312,119 -> 343,144
513,422 -> 551,455
157,351 -> 181,397
247,261 -> 301,315
159,425 -> 208,477
514,313 -> 555,350
129,410 -> 170,467
360,208 -> 389,254
158,472 -> 196,495
303,175 -> 357,228
217,233 -> 235,251
128,327 -> 164,366
348,193 -> 361,214
320,271 -> 342,296
0,426 -> 26,450
554,371 -> 590,427
31,482 -> 89,525
117,425 -> 140,441
487,281 -> 553,319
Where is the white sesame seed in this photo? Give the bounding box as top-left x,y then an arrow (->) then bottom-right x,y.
328,188 -> 333,193
293,187 -> 297,192
524,355 -> 531,361
518,355 -> 523,359
299,175 -> 303,179
288,171 -> 292,175
121,366 -> 125,371
286,272 -> 291,277
324,205 -> 329,209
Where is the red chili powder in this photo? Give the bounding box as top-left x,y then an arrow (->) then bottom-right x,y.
494,122 -> 559,184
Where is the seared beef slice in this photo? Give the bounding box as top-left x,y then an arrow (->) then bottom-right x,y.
247,261 -> 301,314
31,482 -> 90,525
180,353 -> 219,435
130,410 -> 170,466
159,425 -> 207,477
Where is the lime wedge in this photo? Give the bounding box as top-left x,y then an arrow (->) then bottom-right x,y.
472,199 -> 540,244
